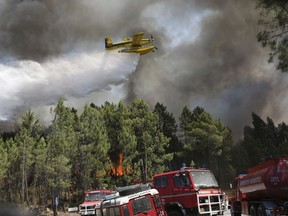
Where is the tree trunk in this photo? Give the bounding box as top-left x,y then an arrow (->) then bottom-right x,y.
22,144 -> 25,206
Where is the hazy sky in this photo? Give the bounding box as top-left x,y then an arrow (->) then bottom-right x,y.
0,0 -> 287,140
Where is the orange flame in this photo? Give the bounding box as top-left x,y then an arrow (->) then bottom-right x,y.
111,151 -> 123,176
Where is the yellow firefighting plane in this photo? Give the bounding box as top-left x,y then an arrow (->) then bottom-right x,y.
105,32 -> 157,55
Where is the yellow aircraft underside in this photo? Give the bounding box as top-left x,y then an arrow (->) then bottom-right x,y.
119,46 -> 156,55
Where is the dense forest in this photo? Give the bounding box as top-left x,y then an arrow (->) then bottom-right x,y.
0,98 -> 288,209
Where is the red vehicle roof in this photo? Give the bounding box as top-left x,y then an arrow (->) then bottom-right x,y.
248,158 -> 288,173
153,167 -> 210,177
85,189 -> 112,194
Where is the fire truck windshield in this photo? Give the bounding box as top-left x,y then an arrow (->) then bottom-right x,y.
190,171 -> 219,189
85,192 -> 105,201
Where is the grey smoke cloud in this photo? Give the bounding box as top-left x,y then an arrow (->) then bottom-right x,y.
0,0 -> 141,121
0,0 -> 287,140
125,0 -> 288,140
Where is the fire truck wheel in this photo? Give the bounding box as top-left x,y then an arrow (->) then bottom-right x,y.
250,205 -> 257,216
230,208 -> 241,216
168,210 -> 183,216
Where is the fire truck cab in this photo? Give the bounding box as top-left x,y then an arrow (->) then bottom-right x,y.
95,184 -> 167,216
153,167 -> 227,216
79,189 -> 115,216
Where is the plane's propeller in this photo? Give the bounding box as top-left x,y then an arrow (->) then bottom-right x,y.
150,35 -> 158,50
150,35 -> 155,45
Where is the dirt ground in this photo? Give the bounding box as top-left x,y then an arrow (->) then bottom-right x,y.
22,208 -> 80,216
46,212 -> 79,216
39,208 -> 80,216
38,210 -> 79,216
0,203 -> 80,216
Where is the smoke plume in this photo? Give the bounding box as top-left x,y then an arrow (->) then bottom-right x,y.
126,0 -> 288,140
0,0 -> 287,140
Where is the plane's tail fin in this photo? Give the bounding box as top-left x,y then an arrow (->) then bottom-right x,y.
105,37 -> 113,48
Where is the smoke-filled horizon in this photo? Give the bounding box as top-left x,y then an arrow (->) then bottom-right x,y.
0,0 -> 287,140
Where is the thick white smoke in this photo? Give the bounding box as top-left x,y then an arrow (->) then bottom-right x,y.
0,0 -> 150,128
0,50 -> 139,121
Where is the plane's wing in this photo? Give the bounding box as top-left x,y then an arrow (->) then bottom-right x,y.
131,32 -> 144,47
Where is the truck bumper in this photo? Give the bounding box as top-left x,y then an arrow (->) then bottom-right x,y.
79,210 -> 95,215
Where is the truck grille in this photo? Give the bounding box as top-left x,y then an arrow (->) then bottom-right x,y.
197,194 -> 223,215
80,205 -> 94,210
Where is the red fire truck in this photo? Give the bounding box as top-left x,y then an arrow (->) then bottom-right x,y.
79,189 -> 115,216
153,166 -> 227,216
95,184 -> 167,216
230,158 -> 288,216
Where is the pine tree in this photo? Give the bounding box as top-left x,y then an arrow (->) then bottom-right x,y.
256,0 -> 288,72
101,101 -> 137,186
180,107 -> 231,175
0,137 -> 8,195
33,137 -> 48,205
5,138 -> 20,202
178,106 -> 194,162
240,112 -> 288,168
14,110 -> 43,205
128,99 -> 172,182
154,102 -> 180,170
46,99 -> 78,211
77,104 -> 110,191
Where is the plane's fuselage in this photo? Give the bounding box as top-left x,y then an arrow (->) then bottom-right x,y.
105,39 -> 153,50
105,32 -> 156,55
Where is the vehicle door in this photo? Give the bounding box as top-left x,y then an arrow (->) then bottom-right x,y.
172,172 -> 194,207
131,196 -> 157,216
